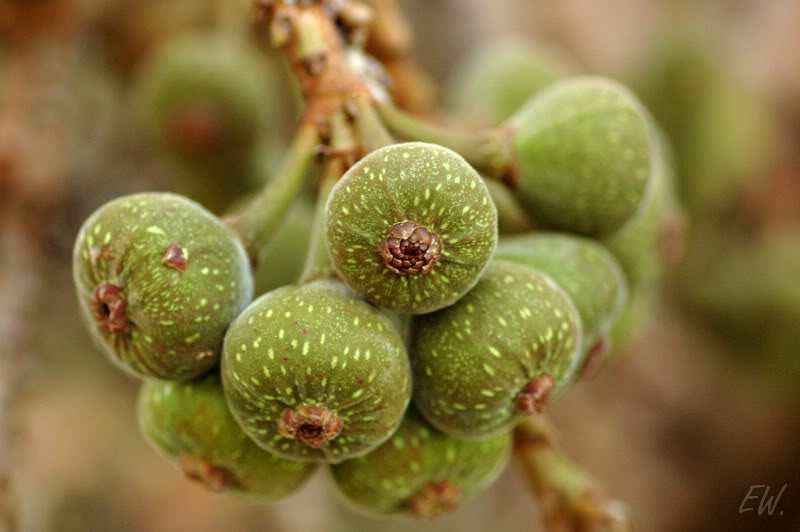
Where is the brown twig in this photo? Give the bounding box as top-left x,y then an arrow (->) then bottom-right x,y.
514,417 -> 631,532
363,0 -> 436,114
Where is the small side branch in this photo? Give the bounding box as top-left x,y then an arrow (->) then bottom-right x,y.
514,417 -> 631,532
225,122 -> 320,264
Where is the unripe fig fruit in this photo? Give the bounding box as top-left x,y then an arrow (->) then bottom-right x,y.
254,198 -> 314,296
222,280 -> 411,463
138,374 -> 315,497
410,260 -> 582,438
325,142 -> 498,314
73,192 -> 253,380
511,77 -> 654,236
331,407 -> 510,518
631,22 -> 770,217
607,289 -> 654,363
133,33 -> 272,171
448,39 -> 572,124
602,131 -> 683,289
496,232 -> 628,362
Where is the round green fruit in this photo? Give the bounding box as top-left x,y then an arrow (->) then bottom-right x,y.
221,280 -> 411,463
496,232 -> 628,365
325,142 -> 498,314
410,260 -> 582,438
73,192 -> 253,380
602,130 -> 683,290
331,407 -> 510,518
138,374 -> 315,497
631,23 -> 770,217
133,32 -> 272,170
448,39 -> 572,124
511,77 -> 654,236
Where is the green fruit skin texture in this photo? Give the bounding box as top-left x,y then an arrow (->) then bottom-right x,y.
602,130 -> 681,289
496,232 -> 628,352
410,260 -> 582,439
449,39 -> 571,124
138,374 -> 315,497
254,198 -> 313,296
222,280 -> 411,463
511,77 -> 653,236
134,32 -> 271,170
325,142 -> 498,314
331,407 -> 511,516
73,192 -> 253,380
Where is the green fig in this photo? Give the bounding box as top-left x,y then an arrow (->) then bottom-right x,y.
410,260 -> 582,438
134,32 -> 271,164
73,192 -> 253,380
325,142 -> 498,314
221,280 -> 411,463
448,39 -> 572,124
496,232 -> 628,364
133,32 -> 274,209
631,22 -> 770,217
331,407 -> 510,518
607,289 -> 654,363
138,374 -> 316,497
511,77 -> 654,236
602,129 -> 683,289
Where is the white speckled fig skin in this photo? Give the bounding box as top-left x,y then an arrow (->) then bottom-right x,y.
410,260 -> 583,439
138,374 -> 316,497
331,407 -> 510,517
325,142 -> 498,314
222,280 -> 411,463
73,193 -> 253,381
496,232 -> 628,354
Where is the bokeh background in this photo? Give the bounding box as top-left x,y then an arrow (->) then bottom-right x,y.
2,0 -> 800,531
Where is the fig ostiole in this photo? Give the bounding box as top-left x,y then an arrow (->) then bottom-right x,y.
325,142 -> 498,314
73,192 -> 253,381
410,260 -> 583,439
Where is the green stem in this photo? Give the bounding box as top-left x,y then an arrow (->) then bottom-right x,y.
354,98 -> 395,151
484,179 -> 534,233
299,168 -> 339,284
299,109 -> 354,284
374,100 -> 517,183
514,417 -> 630,532
225,122 -> 319,264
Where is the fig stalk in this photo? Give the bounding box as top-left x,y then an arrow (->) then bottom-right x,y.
374,99 -> 517,185
514,416 -> 631,532
225,122 -> 320,264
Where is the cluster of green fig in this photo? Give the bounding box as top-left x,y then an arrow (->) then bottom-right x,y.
72,32 -> 678,518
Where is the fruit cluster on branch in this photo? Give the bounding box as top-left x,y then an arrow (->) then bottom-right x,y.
71,0 -> 684,529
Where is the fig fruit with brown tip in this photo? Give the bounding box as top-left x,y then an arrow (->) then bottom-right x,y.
73,192 -> 253,380
496,232 -> 628,367
134,33 -> 272,170
410,260 -> 583,439
221,280 -> 411,463
325,142 -> 498,314
138,374 -> 315,497
331,407 -> 510,518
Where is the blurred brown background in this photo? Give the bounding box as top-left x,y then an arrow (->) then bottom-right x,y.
2,0 -> 800,531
